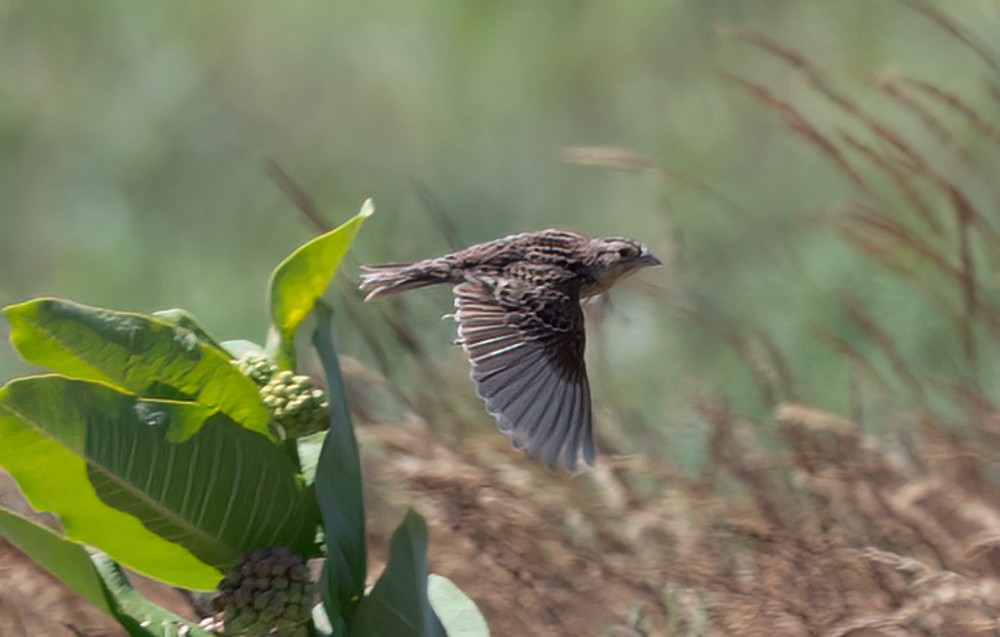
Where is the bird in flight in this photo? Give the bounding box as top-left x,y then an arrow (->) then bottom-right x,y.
359,228 -> 660,471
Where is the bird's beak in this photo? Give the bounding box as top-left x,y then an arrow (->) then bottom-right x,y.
636,249 -> 661,268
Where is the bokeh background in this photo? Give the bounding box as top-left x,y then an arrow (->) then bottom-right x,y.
3,2 -> 1000,634
6,2 -> 998,454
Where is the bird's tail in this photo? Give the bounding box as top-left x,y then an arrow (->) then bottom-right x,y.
358,262 -> 450,301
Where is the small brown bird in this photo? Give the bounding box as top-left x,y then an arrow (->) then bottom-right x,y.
358,228 -> 660,470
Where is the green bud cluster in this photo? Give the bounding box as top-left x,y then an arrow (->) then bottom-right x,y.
260,370 -> 330,438
236,353 -> 280,387
212,546 -> 314,636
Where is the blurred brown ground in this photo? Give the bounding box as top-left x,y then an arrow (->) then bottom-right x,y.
359,397 -> 1000,636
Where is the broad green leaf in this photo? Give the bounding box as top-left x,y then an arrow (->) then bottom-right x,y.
270,199 -> 373,368
0,509 -> 210,635
153,308 -> 230,356
296,429 -> 326,488
350,510 -> 445,637
428,575 -> 490,637
0,375 -> 316,589
4,298 -> 273,439
0,507 -> 112,614
91,553 -> 213,636
313,306 -> 365,631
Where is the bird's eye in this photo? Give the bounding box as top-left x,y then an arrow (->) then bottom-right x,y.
618,245 -> 637,258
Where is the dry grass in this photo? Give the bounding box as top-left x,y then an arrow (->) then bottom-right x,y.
348,383 -> 1000,636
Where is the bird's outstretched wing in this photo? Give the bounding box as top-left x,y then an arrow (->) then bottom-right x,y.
453,278 -> 594,470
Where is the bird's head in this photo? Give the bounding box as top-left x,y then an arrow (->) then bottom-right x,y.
583,236 -> 661,294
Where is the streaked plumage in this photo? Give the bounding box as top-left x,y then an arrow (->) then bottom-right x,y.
358,228 -> 660,470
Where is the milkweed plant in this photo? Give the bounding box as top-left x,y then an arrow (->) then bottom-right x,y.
0,200 -> 488,636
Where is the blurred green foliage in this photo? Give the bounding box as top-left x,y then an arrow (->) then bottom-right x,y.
3,1 -> 999,466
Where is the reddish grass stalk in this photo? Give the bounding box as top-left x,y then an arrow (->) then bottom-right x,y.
722,73 -> 873,195
878,75 -> 972,165
838,130 -> 941,232
839,293 -> 926,407
898,75 -> 1000,149
904,0 -> 1000,76
724,28 -> 926,171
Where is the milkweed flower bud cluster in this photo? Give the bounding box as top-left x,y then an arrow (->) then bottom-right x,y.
211,546 -> 314,636
236,353 -> 280,387
260,371 -> 329,438
234,354 -> 329,439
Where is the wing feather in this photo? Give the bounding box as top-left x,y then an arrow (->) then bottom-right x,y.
507,362 -> 564,446
542,375 -> 580,469
524,376 -> 569,465
453,280 -> 594,470
486,360 -> 553,432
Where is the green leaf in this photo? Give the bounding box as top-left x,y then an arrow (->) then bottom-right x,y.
153,308 -> 231,356
91,553 -> 214,636
0,507 -> 112,615
4,298 -> 273,440
313,306 -> 365,630
0,509 -> 210,635
428,575 -> 490,637
296,429 -> 327,488
270,199 -> 373,368
0,375 -> 317,589
350,510 -> 445,637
